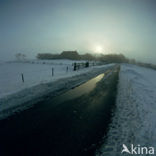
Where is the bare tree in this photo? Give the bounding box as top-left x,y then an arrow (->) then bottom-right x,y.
15,53 -> 26,61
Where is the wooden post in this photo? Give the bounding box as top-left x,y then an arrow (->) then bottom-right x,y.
85,61 -> 89,68
21,73 -> 24,83
73,63 -> 77,71
52,68 -> 54,76
66,66 -> 68,73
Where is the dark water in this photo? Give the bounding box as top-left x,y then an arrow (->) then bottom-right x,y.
0,68 -> 119,156
47,73 -> 105,106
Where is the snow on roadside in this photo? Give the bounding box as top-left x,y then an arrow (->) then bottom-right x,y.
0,61 -> 78,98
96,64 -> 156,156
0,60 -> 99,98
0,62 -> 115,120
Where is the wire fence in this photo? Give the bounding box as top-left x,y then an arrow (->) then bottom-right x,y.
0,61 -> 100,84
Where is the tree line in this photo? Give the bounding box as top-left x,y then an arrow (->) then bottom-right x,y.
36,51 -> 129,63
36,51 -> 156,70
15,51 -> 156,70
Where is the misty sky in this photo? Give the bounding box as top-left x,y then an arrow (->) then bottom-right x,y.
0,0 -> 156,63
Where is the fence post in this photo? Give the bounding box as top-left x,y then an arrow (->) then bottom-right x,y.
52,68 -> 54,76
85,61 -> 89,68
66,66 -> 68,73
21,73 -> 24,83
73,63 -> 77,71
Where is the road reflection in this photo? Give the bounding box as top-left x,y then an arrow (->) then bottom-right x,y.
52,73 -> 105,104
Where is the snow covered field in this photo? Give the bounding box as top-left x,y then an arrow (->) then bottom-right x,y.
0,60 -> 95,98
0,60 -> 115,119
97,64 -> 156,156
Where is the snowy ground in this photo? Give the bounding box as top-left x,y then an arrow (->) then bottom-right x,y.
96,64 -> 156,156
0,59 -> 99,98
0,60 -> 115,119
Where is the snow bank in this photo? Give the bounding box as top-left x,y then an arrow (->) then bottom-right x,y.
0,61 -> 115,120
96,64 -> 156,156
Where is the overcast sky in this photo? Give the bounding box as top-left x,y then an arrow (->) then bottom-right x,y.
0,0 -> 156,63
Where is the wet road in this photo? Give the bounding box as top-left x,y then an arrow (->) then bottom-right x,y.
0,67 -> 119,156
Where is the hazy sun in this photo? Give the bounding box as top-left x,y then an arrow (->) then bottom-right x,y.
95,45 -> 103,53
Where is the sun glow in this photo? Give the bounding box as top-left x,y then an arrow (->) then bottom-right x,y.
95,45 -> 103,53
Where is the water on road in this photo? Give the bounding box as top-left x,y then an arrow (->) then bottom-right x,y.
0,68 -> 119,156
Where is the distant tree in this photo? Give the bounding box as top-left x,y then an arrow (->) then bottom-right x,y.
15,53 -> 26,61
80,53 -> 95,60
136,61 -> 156,70
15,53 -> 21,61
36,51 -> 132,64
129,58 -> 136,64
60,51 -> 81,60
98,53 -> 129,63
22,54 -> 26,60
37,53 -> 60,59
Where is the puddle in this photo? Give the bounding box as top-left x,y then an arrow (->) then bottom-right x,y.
52,73 -> 105,104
